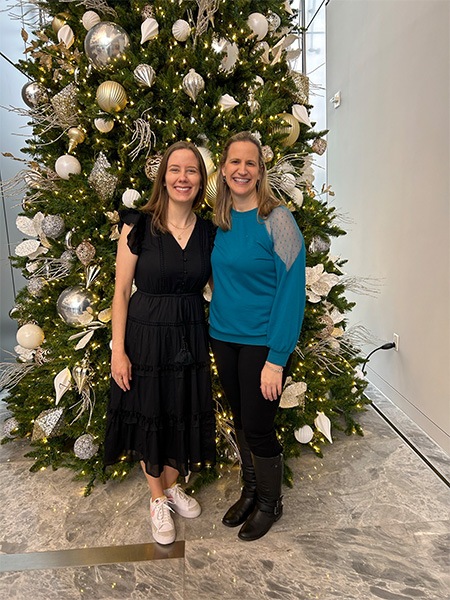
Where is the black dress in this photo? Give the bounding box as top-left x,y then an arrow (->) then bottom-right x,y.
104,210 -> 216,477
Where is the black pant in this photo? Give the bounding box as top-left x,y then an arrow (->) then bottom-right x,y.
210,338 -> 290,457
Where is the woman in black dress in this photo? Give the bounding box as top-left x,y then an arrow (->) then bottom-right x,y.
104,141 -> 216,545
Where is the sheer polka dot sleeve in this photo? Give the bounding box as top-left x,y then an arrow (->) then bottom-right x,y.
265,206 -> 302,271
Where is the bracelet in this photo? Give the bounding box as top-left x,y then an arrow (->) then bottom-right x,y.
265,362 -> 283,373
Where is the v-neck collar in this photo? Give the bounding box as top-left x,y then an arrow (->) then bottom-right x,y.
169,215 -> 198,250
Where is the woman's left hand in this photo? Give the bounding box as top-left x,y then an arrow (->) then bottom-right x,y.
260,362 -> 283,401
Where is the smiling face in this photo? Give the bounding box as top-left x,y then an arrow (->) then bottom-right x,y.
221,140 -> 261,204
164,149 -> 202,206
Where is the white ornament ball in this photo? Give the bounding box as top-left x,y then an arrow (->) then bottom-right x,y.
82,10 -> 101,31
16,323 -> 45,349
294,425 -> 314,444
73,434 -> 99,459
55,154 -> 81,180
122,188 -> 141,208
94,118 -> 114,133
247,13 -> 269,41
172,19 -> 190,42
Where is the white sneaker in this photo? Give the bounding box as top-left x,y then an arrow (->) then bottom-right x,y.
150,497 -> 176,545
164,483 -> 201,518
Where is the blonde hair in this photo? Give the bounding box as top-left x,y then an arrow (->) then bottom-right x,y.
141,141 -> 207,233
213,132 -> 282,231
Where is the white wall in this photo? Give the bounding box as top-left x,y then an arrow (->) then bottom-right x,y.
0,6 -> 29,360
326,0 -> 450,452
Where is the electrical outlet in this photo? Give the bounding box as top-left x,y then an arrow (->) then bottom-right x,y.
393,333 -> 400,351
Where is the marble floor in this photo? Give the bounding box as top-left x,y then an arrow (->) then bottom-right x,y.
0,384 -> 449,600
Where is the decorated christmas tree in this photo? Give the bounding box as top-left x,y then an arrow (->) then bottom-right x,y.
1,0 -> 368,494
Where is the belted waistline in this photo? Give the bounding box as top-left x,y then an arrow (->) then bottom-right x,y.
136,290 -> 201,298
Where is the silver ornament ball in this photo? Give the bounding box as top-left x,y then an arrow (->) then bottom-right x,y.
73,434 -> 99,459
21,82 -> 48,107
41,214 -> 65,239
27,277 -> 46,297
56,285 -> 95,327
84,21 -> 130,70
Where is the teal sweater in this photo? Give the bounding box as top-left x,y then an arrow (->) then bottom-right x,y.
210,206 -> 306,366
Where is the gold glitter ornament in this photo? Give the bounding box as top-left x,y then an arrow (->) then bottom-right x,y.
75,241 -> 96,266
32,408 -> 64,441
261,145 -> 274,162
88,152 -> 118,201
67,127 -> 85,153
311,137 -> 327,155
141,4 -> 154,19
145,154 -> 163,180
96,81 -> 127,113
291,71 -> 310,105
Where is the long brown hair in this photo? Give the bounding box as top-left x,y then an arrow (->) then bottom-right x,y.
141,141 -> 207,233
213,131 -> 282,231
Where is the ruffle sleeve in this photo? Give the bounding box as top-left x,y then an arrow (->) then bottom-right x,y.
118,209 -> 146,256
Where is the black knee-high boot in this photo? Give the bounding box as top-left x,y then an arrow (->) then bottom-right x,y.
222,430 -> 257,527
238,453 -> 283,541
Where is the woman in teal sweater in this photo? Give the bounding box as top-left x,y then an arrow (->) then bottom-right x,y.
210,131 -> 306,541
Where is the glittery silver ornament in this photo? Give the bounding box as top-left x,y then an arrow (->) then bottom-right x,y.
88,152 -> 118,201
133,63 -> 155,87
56,285 -> 95,327
182,69 -> 205,101
267,12 -> 282,32
309,236 -> 331,254
145,154 -> 163,180
60,250 -> 75,265
32,408 -> 64,441
75,241 -> 96,266
41,214 -> 65,239
51,83 -> 78,128
2,417 -> 19,439
73,433 -> 99,459
27,277 -> 46,297
21,82 -> 48,108
311,137 -> 327,155
84,22 -> 130,70
34,347 -> 50,365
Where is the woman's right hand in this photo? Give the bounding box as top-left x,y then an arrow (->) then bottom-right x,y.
111,350 -> 132,391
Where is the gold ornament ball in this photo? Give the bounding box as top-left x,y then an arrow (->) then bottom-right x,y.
52,12 -> 70,33
276,113 -> 300,147
96,81 -> 127,113
205,172 -> 217,208
67,127 -> 86,153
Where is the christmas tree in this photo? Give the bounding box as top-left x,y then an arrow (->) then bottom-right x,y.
1,0 -> 368,494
